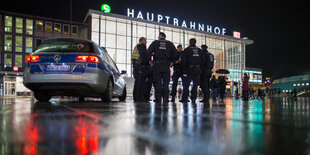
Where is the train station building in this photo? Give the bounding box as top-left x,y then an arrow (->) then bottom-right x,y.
0,7 -> 254,96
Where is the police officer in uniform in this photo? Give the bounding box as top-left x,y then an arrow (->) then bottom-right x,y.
181,38 -> 204,103
148,32 -> 178,103
170,44 -> 183,102
132,37 -> 148,102
200,45 -> 214,102
144,61 -> 154,101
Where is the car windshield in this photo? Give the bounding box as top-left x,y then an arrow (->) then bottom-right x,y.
35,40 -> 94,53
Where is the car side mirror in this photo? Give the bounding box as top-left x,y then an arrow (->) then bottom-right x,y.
121,70 -> 127,75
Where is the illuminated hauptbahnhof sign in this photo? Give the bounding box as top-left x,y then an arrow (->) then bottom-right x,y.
126,8 -> 227,35
88,5 -> 253,81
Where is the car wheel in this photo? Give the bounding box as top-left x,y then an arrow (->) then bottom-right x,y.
119,86 -> 127,101
102,79 -> 113,102
34,91 -> 51,102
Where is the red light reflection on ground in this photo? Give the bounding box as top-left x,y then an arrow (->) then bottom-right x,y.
74,116 -> 99,155
23,115 -> 40,155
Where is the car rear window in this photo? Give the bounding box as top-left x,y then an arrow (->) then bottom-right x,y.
35,40 -> 94,53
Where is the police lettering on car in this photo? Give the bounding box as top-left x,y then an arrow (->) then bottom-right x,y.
147,32 -> 178,104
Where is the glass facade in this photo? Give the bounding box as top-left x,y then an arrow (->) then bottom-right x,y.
54,23 -> 61,33
15,18 -> 23,34
4,35 -> 12,52
45,22 -> 52,32
26,19 -> 33,35
90,13 -> 249,79
5,16 -> 12,32
63,24 -> 70,34
15,36 -> 23,52
36,20 -> 43,31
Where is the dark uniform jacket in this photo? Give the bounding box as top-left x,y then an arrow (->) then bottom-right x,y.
201,49 -> 214,74
173,51 -> 183,73
147,38 -> 178,72
181,45 -> 204,73
137,43 -> 148,65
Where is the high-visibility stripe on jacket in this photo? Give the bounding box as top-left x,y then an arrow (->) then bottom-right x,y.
131,43 -> 140,61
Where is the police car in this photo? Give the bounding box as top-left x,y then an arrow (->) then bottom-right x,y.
23,38 -> 127,102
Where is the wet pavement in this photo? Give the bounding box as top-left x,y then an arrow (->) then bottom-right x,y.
0,97 -> 310,155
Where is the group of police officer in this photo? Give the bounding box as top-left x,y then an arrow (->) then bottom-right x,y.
132,32 -> 214,104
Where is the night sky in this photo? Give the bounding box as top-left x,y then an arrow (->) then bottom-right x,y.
1,0 -> 309,80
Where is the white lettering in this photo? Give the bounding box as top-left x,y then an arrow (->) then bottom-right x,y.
125,8 -> 228,36
165,16 -> 170,24
137,11 -> 143,19
206,25 -> 212,33
127,8 -> 134,17
190,21 -> 195,29
181,20 -> 187,28
146,12 -> 154,21
222,28 -> 226,35
173,18 -> 179,26
198,23 -> 204,31
157,14 -> 163,22
214,27 -> 221,34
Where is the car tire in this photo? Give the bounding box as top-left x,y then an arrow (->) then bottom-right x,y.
119,86 -> 127,101
34,91 -> 51,102
102,79 -> 113,103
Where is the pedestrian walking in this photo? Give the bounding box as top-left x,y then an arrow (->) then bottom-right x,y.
242,73 -> 249,100
147,32 -> 178,104
132,37 -> 148,102
210,75 -> 218,101
178,88 -> 182,99
292,88 -> 297,101
180,38 -> 204,103
218,76 -> 226,102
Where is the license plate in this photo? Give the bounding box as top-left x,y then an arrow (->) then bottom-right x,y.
45,64 -> 71,72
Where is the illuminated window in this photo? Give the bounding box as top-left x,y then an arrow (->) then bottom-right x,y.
26,37 -> 33,53
15,55 -> 23,67
45,22 -> 52,32
293,84 -> 296,86
306,83 -> 309,86
4,54 -> 12,67
117,22 -> 126,35
302,83 -> 305,86
297,84 -> 300,86
106,20 -> 116,34
4,35 -> 12,51
5,16 -> 12,32
63,24 -> 70,34
26,19 -> 33,35
15,36 -> 23,52
106,34 -> 115,48
16,18 -> 23,33
54,23 -> 61,33
116,49 -> 126,63
36,20 -> 43,31
117,35 -> 126,49
72,25 -> 78,35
